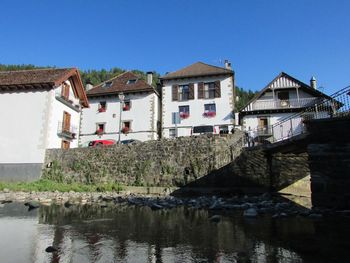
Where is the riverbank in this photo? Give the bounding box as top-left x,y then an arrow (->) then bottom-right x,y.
1,188 -> 342,220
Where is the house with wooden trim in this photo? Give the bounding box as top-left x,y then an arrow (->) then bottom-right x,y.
159,61 -> 235,138
80,71 -> 160,144
239,72 -> 332,142
0,68 -> 89,181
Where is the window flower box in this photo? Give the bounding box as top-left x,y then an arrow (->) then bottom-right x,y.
98,107 -> 106,113
203,111 -> 216,117
179,112 -> 189,119
122,127 -> 130,134
96,129 -> 104,135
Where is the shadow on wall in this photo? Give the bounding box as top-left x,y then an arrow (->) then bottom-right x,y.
171,146 -> 312,209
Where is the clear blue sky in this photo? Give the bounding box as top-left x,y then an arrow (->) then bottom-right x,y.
1,0 -> 349,94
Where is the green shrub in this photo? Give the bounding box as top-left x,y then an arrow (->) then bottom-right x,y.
0,179 -> 123,192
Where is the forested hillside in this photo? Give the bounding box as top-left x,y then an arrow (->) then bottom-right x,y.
0,64 -> 256,110
235,86 -> 257,111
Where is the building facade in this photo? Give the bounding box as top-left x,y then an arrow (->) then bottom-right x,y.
80,71 -> 160,145
239,72 -> 331,142
160,61 -> 235,138
0,68 -> 89,181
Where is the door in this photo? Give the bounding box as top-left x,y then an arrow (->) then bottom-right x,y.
258,117 -> 269,135
61,83 -> 70,100
277,91 -> 289,107
61,140 -> 70,149
63,111 -> 71,132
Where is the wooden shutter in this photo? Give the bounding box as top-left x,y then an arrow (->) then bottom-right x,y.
198,82 -> 204,99
63,111 -> 71,132
214,81 -> 221,98
189,83 -> 194,100
61,83 -> 69,100
172,85 -> 179,101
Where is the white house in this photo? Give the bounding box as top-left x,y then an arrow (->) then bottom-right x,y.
80,71 -> 160,144
239,72 -> 332,142
0,68 -> 89,181
160,61 -> 235,138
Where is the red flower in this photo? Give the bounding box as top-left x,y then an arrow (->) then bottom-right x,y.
96,129 -> 104,135
180,112 -> 189,119
98,107 -> 106,113
203,111 -> 216,117
123,105 -> 129,111
122,127 -> 130,134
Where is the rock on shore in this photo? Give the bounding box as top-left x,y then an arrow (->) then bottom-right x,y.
0,190 -> 333,218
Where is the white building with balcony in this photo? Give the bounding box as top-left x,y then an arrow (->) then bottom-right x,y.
239,72 -> 331,142
80,71 -> 160,144
0,68 -> 89,181
160,61 -> 235,138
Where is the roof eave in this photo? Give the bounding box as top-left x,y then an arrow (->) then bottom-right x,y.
87,88 -> 155,97
160,71 -> 233,81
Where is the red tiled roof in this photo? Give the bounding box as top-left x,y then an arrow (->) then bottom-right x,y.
86,71 -> 155,97
160,62 -> 233,80
0,68 -> 73,87
0,68 -> 89,107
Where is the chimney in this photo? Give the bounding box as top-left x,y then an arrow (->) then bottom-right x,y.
147,71 -> 153,85
310,76 -> 317,90
224,60 -> 232,70
85,83 -> 94,91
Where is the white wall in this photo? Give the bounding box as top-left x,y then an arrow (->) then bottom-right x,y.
46,80 -> 82,149
80,92 -> 158,145
0,89 -> 49,163
243,113 -> 306,141
162,75 -> 234,138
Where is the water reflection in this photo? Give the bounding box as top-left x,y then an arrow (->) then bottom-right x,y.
0,202 -> 349,262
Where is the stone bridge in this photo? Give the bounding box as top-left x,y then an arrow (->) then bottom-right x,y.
43,116 -> 349,209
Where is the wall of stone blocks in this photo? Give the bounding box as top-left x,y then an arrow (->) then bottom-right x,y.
308,143 -> 350,209
44,133 -> 244,187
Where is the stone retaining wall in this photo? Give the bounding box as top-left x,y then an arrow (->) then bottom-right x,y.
44,133 -> 244,187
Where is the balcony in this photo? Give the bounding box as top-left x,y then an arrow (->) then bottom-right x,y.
57,122 -> 77,139
55,91 -> 81,112
251,97 -> 320,111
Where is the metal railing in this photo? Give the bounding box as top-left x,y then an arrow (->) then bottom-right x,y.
57,122 -> 77,139
251,97 -> 319,110
245,85 -> 350,146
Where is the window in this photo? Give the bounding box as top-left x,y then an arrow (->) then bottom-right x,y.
122,121 -> 131,133
203,104 -> 216,117
204,82 -> 215,99
102,81 -> 113,88
169,128 -> 176,138
278,91 -> 289,100
127,79 -> 137,84
96,123 -> 105,134
179,105 -> 190,119
178,85 -> 189,101
98,101 -> 107,112
198,81 -> 220,99
123,101 -> 131,111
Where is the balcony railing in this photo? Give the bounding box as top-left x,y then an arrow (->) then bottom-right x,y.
245,85 -> 350,147
251,97 -> 320,110
57,122 -> 77,139
55,91 -> 81,111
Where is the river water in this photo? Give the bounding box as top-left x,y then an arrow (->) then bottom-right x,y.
0,202 -> 349,263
